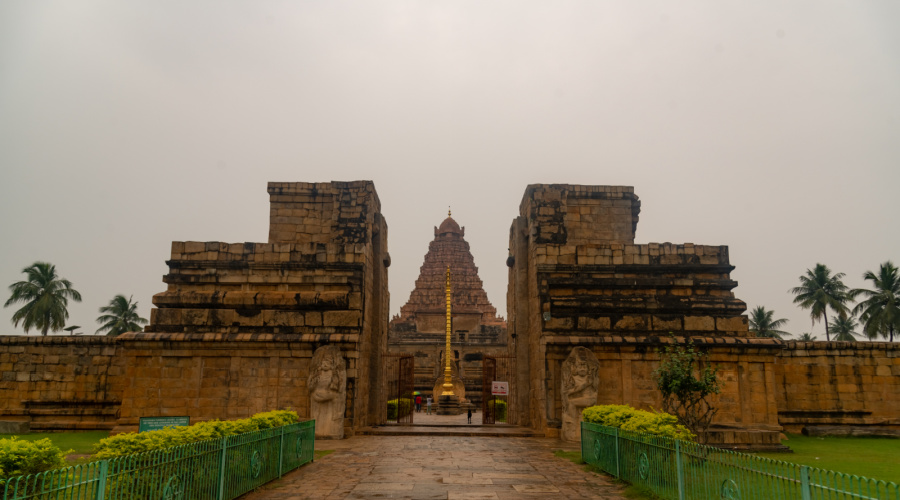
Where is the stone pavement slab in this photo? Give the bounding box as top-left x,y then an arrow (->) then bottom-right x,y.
240,435 -> 625,500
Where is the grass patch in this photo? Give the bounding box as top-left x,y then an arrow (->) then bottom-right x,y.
553,450 -> 658,499
314,449 -> 334,460
553,449 -> 583,464
621,483 -> 663,500
0,431 -> 109,456
753,433 -> 900,485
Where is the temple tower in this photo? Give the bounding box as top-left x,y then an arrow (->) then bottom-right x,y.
388,213 -> 507,404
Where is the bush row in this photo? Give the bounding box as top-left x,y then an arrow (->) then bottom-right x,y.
386,398 -> 413,420
94,410 -> 299,459
487,399 -> 508,422
582,404 -> 695,441
0,438 -> 69,482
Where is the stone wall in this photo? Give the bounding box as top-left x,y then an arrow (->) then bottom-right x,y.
776,341 -> 900,434
3,181 -> 899,441
543,337 -> 783,449
114,334 -> 362,430
507,184 -> 782,448
0,337 -> 124,430
115,181 -> 389,435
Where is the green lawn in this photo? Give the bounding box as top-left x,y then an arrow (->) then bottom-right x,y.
0,431 -> 110,457
754,433 -> 900,485
558,434 -> 900,500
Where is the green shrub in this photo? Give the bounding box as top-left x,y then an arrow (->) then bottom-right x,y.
487,399 -> 507,422
386,398 -> 413,420
93,410 -> 299,459
581,404 -> 695,442
0,437 -> 69,482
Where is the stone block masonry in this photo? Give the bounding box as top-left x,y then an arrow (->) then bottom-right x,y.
507,184 -> 783,448
776,341 -> 900,434
114,181 -> 389,434
0,337 -> 124,431
0,180 -> 897,440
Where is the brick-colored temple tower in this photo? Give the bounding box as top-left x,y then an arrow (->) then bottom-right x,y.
389,214 -> 507,403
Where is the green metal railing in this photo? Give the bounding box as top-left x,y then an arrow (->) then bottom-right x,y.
582,422 -> 900,500
2,420 -> 315,500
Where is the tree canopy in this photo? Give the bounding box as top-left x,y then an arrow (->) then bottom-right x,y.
851,261 -> 900,342
748,306 -> 790,339
828,315 -> 859,342
4,262 -> 82,336
95,295 -> 148,336
790,263 -> 850,342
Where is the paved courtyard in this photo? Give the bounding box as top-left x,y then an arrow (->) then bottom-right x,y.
241,434 -> 626,500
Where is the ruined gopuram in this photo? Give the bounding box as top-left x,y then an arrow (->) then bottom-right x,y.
388,214 -> 507,405
507,184 -> 784,449
113,181 -> 389,436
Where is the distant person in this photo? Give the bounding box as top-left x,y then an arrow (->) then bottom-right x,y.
426,397 -> 432,414
415,395 -> 422,413
467,407 -> 473,424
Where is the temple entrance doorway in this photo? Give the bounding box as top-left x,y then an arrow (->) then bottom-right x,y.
482,355 -> 515,425
382,354 -> 415,425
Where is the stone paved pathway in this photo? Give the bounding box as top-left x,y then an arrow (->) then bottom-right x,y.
241,435 -> 626,499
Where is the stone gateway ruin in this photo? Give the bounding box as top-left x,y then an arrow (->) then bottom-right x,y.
0,181 -> 897,446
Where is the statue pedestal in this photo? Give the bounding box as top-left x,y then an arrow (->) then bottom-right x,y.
437,394 -> 462,415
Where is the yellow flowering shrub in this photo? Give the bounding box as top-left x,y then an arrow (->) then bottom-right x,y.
581,404 -> 695,442
0,437 -> 69,482
93,410 -> 299,459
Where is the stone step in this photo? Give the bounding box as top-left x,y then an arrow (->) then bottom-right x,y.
356,425 -> 544,438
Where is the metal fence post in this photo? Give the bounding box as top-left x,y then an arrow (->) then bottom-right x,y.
675,441 -> 685,500
580,422 -> 585,465
800,466 -> 812,500
278,426 -> 285,478
217,437 -> 228,500
614,427 -> 620,478
94,460 -> 108,500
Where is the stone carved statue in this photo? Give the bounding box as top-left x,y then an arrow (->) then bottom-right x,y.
561,346 -> 599,442
308,345 -> 346,439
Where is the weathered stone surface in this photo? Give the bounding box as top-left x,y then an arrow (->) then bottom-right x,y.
561,347 -> 599,442
507,184 -> 776,448
114,181 -> 389,434
0,336 -> 123,431
1,181 -> 898,442
309,345 -> 347,439
776,341 -> 900,433
803,425 -> 900,438
0,421 -> 29,433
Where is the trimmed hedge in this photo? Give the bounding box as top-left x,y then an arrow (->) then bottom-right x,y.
0,437 -> 69,483
488,399 -> 508,422
386,398 -> 413,421
582,404 -> 695,441
93,410 -> 299,459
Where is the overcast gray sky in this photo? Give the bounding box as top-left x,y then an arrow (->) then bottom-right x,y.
1,1 -> 898,339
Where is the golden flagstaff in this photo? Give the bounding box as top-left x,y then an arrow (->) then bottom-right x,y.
441,263 -> 454,395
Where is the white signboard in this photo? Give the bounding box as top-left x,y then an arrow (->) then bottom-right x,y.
491,381 -> 509,396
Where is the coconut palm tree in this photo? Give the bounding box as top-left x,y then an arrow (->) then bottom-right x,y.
4,262 -> 82,335
828,315 -> 858,342
790,263 -> 850,342
95,295 -> 148,336
748,306 -> 790,339
851,261 -> 900,342
797,333 -> 817,341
